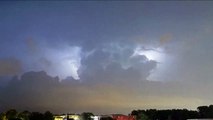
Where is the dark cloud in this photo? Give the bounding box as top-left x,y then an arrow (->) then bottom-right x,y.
0,71 -> 60,112
1,70 -> 213,114
0,58 -> 22,76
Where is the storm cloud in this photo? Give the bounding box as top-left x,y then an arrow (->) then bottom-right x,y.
1,1 -> 213,114
1,70 -> 213,114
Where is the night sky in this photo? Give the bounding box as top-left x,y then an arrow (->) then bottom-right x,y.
1,1 -> 213,114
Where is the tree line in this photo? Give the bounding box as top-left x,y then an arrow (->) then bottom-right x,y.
131,105 -> 213,120
1,105 -> 213,120
0,109 -> 53,120
0,110 -> 95,120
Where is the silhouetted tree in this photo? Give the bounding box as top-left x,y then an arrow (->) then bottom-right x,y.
44,111 -> 53,120
145,109 -> 157,120
6,109 -> 17,120
156,110 -> 171,120
197,106 -> 208,118
131,110 -> 138,116
131,110 -> 150,120
29,112 -> 44,120
208,105 -> 213,118
131,109 -> 199,120
197,105 -> 213,118
138,113 -> 150,120
187,110 -> 199,119
81,112 -> 94,120
18,111 -> 31,120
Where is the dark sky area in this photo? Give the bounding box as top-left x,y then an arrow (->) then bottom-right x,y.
1,1 -> 213,114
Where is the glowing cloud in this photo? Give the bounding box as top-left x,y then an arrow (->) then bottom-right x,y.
42,46 -> 82,79
133,47 -> 165,62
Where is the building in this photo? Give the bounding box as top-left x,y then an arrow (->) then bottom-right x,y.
54,114 -> 82,120
68,114 -> 82,120
112,114 -> 135,120
54,114 -> 135,120
54,115 -> 66,120
90,115 -> 101,120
